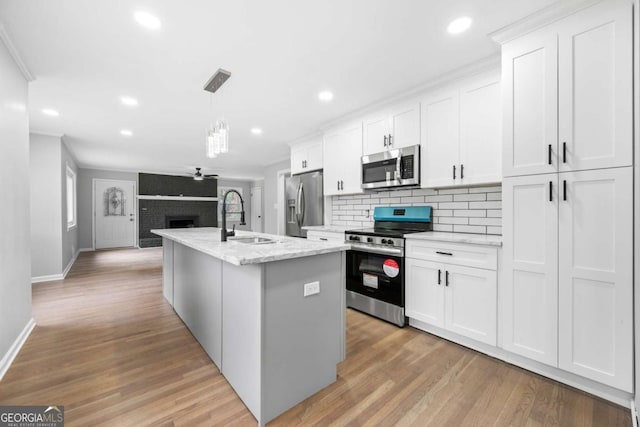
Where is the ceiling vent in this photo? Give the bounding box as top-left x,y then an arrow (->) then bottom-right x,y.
203,68 -> 232,93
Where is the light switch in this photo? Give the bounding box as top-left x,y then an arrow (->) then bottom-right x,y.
303,281 -> 320,297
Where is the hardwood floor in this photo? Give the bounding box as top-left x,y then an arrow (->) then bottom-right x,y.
0,248 -> 631,426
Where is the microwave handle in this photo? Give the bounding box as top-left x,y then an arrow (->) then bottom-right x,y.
396,153 -> 402,180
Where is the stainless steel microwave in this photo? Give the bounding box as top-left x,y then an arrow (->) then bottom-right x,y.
361,144 -> 420,190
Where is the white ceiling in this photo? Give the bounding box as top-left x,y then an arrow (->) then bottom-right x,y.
0,0 -> 558,180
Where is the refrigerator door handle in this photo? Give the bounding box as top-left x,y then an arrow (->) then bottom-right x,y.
295,182 -> 303,226
299,183 -> 306,225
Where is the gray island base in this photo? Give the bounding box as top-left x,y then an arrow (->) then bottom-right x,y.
152,228 -> 348,426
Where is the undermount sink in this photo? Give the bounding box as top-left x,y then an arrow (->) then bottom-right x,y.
229,236 -> 278,245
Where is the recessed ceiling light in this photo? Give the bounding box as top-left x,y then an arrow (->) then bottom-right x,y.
134,11 -> 161,30
318,91 -> 334,102
120,129 -> 133,136
251,128 -> 263,135
447,16 -> 472,34
42,108 -> 59,117
121,96 -> 138,106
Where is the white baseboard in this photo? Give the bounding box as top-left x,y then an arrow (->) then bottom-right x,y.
631,399 -> 638,427
32,250 -> 79,283
62,250 -> 79,278
31,273 -> 64,283
0,318 -> 36,381
78,247 -> 94,252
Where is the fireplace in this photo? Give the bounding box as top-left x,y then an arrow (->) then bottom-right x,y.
166,215 -> 199,229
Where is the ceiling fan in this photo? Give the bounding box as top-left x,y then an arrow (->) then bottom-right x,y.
191,167 -> 218,181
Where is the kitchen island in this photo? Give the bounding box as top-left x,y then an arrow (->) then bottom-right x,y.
152,228 -> 349,426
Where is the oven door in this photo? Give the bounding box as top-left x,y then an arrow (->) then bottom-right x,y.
346,249 -> 404,307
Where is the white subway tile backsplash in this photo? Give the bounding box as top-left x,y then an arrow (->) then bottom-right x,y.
332,185 -> 502,235
453,193 -> 487,202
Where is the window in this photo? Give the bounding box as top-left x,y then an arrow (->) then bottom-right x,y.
66,165 -> 77,229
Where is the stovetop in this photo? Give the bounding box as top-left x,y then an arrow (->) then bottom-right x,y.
345,227 -> 426,239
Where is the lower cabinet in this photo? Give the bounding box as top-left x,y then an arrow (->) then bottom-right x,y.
406,246 -> 497,346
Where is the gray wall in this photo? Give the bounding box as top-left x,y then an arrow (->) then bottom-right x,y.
60,140 -> 78,269
29,134 -> 79,278
77,168 -> 137,249
262,159 -> 290,235
29,134 -> 62,277
218,178 -> 253,231
0,39 -> 32,364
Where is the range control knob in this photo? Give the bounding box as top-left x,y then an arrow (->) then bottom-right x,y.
386,239 -> 394,245
349,235 -> 360,241
381,239 -> 388,244
367,237 -> 373,243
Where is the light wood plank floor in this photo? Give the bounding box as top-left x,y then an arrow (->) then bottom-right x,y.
0,248 -> 631,426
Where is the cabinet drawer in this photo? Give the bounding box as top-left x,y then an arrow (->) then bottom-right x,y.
406,240 -> 497,270
307,230 -> 345,243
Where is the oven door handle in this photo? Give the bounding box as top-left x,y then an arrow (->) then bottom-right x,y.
349,244 -> 403,257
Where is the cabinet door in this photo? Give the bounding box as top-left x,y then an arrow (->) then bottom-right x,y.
323,131 -> 343,196
444,264 -> 497,346
290,145 -> 307,175
459,73 -> 502,186
502,30 -> 558,177
502,174 -> 558,366
558,0 -> 632,172
305,140 -> 324,172
405,258 -> 445,328
340,124 -> 364,195
420,90 -> 459,188
363,114 -> 389,155
558,168 -> 632,391
388,101 -> 420,150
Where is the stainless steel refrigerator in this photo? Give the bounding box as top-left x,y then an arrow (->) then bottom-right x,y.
285,170 -> 324,238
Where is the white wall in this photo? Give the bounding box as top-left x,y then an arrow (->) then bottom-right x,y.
30,133 -> 63,278
77,168 -> 137,250
262,159 -> 289,235
0,37 -> 32,367
634,0 -> 639,416
60,140 -> 78,270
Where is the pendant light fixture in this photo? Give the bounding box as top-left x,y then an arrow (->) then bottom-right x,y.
204,69 -> 231,159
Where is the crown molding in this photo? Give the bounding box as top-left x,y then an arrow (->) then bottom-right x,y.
30,130 -> 64,138
489,0 -> 603,44
0,23 -> 34,82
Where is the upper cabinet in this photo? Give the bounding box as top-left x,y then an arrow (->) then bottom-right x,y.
363,101 -> 420,155
421,71 -> 501,188
290,137 -> 323,175
502,0 -> 632,177
323,122 -> 363,196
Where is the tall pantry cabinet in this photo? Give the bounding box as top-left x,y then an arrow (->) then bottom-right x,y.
501,0 -> 633,392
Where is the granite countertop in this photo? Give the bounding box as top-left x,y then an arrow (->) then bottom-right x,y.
404,231 -> 503,247
302,225 -> 350,233
151,227 -> 350,266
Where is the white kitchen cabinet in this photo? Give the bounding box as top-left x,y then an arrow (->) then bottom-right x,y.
502,168 -> 633,391
406,241 -> 497,346
421,72 -> 501,188
323,122 -> 363,195
501,174 -> 558,366
290,137 -> 323,175
362,101 -> 419,155
502,0 -> 631,177
306,229 -> 345,243
558,168 -> 633,391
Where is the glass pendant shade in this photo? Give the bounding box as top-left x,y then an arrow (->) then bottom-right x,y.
217,119 -> 229,153
206,131 -> 217,158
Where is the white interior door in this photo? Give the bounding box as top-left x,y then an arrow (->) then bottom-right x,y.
250,186 -> 263,233
94,179 -> 136,249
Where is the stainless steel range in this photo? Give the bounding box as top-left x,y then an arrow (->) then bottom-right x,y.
345,206 -> 433,327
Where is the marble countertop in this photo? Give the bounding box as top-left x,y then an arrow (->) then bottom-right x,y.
404,231 -> 503,247
151,228 -> 350,266
302,225 -> 350,233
